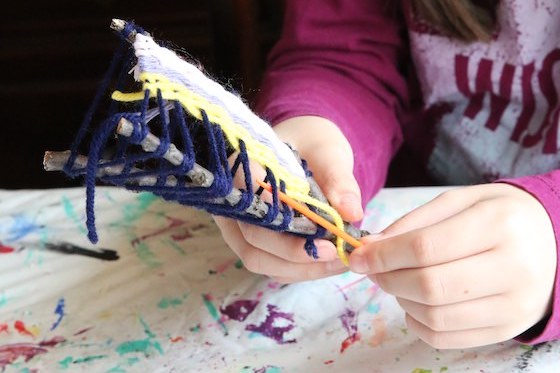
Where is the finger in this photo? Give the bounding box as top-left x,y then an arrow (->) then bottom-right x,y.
304,142 -> 363,222
349,200 -> 499,274
374,250 -> 514,305
275,116 -> 363,222
214,216 -> 346,278
271,267 -> 349,284
381,187 -> 479,236
397,294 -> 516,332
238,221 -> 339,262
405,313 -> 519,349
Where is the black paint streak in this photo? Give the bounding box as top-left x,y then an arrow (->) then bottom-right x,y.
44,242 -> 119,261
515,342 -> 551,371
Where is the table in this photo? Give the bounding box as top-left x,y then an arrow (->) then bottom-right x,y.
0,187 -> 558,372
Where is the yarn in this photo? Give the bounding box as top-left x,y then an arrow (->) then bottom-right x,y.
61,20 -> 350,264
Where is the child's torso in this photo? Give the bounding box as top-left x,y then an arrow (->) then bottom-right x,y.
407,0 -> 560,183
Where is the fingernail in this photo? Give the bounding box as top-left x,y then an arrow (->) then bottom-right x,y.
349,253 -> 370,274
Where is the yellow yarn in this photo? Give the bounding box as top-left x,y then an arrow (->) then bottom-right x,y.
112,72 -> 349,265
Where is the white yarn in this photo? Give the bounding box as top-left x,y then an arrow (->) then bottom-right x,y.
131,33 -> 307,181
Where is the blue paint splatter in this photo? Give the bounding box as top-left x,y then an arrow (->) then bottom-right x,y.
7,215 -> 43,242
51,298 -> 66,331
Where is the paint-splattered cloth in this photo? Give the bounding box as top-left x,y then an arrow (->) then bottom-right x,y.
0,187 -> 558,372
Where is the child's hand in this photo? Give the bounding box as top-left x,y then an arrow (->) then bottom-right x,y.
349,184 -> 557,349
214,116 -> 362,283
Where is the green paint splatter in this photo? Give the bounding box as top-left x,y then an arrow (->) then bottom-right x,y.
202,294 -> 228,334
412,369 -> 432,373
58,356 -> 73,369
59,355 -> 108,368
61,195 -> 87,234
520,344 -> 533,351
234,259 -> 243,269
134,240 -> 161,268
165,239 -> 186,255
190,324 -> 201,333
158,297 -> 183,309
122,193 -> 157,222
0,291 -> 7,307
400,327 -> 408,335
106,365 -> 127,373
116,316 -> 163,357
440,367 -> 449,372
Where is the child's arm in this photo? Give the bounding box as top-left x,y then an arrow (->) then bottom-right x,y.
213,0 -> 410,283
499,171 -> 560,344
255,0 -> 410,206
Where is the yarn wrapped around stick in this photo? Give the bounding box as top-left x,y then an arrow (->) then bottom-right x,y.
44,20 -> 365,265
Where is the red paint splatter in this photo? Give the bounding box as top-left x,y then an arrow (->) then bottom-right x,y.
0,245 -> 15,254
324,360 -> 335,365
0,323 -> 8,334
0,337 -> 65,369
38,336 -> 65,348
14,320 -> 35,338
131,217 -> 187,246
73,326 -> 94,336
169,336 -> 184,343
340,333 -> 361,353
170,229 -> 192,241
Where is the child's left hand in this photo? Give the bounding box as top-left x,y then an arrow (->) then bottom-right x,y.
349,183 -> 557,349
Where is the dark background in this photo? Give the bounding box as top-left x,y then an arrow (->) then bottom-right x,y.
0,0 -> 284,189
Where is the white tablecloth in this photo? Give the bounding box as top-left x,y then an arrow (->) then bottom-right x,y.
0,187 -> 558,372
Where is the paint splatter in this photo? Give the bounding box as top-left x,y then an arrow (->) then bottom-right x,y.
115,317 -> 163,357
169,336 -> 184,343
61,195 -> 87,234
240,366 -> 282,373
0,292 -> 7,308
58,355 -> 107,369
0,244 -> 15,254
202,294 -> 228,335
220,299 -> 259,322
0,323 -> 9,333
157,297 -> 183,309
14,321 -> 35,338
246,304 -> 296,344
339,308 -> 360,353
0,337 -> 65,369
368,315 -> 387,348
210,258 -> 238,275
51,298 -> 66,331
6,215 -> 44,242
131,216 -> 187,246
44,242 -> 119,261
73,326 -> 94,336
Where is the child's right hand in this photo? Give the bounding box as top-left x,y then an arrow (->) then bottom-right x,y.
213,116 -> 363,283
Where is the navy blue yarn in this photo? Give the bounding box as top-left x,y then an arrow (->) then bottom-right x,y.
64,21 -> 143,177
62,21 -> 329,260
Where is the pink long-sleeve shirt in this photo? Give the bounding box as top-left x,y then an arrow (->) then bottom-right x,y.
255,0 -> 560,345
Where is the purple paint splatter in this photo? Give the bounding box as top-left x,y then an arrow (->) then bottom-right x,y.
246,304 -> 296,344
220,300 -> 259,322
339,308 -> 360,353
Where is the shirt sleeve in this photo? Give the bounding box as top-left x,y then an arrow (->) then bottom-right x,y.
254,0 -> 410,206
500,171 -> 560,344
